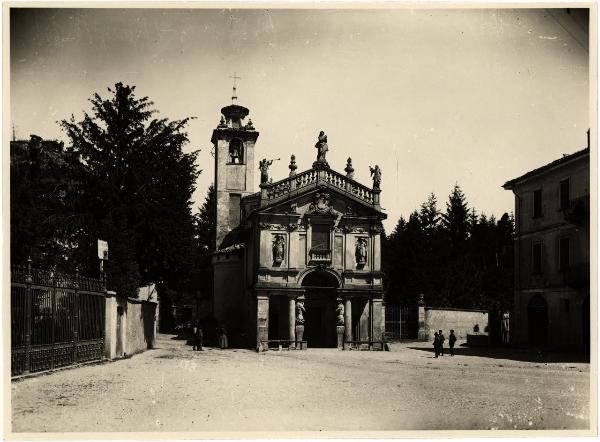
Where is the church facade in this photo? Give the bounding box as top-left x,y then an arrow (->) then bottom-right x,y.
210,98 -> 386,350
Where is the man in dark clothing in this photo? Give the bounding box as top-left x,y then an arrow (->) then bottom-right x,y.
193,322 -> 203,351
449,329 -> 457,356
433,332 -> 440,358
438,330 -> 445,356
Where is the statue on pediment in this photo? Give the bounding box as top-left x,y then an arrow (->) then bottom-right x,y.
259,158 -> 273,184
315,131 -> 329,164
370,165 -> 382,190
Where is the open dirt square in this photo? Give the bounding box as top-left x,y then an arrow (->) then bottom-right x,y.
11,334 -> 590,433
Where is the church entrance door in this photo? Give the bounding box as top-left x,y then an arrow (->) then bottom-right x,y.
300,270 -> 340,348
304,289 -> 336,348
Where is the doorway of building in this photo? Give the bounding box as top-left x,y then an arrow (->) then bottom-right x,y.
528,295 -> 548,347
301,270 -> 339,348
304,291 -> 336,347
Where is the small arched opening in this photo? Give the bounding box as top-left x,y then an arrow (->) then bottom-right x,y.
228,139 -> 244,164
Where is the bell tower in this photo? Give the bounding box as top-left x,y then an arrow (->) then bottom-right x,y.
211,82 -> 259,249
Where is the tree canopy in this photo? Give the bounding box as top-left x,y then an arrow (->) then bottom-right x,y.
383,184 -> 514,312
12,82 -> 201,299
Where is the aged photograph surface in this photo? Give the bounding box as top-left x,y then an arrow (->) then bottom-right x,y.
7,4 -> 594,435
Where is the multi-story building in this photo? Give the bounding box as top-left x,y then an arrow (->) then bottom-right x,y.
503,139 -> 590,351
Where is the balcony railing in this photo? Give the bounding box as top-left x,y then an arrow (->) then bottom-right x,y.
309,249 -> 332,264
263,167 -> 377,206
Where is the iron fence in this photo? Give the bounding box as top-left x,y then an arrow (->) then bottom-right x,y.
11,261 -> 106,377
385,305 -> 418,341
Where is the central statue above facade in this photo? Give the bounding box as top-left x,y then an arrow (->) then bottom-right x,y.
314,131 -> 329,168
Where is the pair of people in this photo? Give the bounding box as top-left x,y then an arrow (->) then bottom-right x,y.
192,321 -> 203,351
433,329 -> 457,357
433,330 -> 445,357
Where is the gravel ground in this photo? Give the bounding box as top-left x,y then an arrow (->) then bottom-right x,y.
11,334 -> 591,433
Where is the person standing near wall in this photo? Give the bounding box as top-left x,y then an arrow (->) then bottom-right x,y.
193,321 -> 203,351
448,330 -> 457,356
438,330 -> 445,356
433,332 -> 440,358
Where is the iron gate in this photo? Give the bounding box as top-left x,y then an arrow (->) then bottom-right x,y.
11,262 -> 106,377
385,306 -> 417,340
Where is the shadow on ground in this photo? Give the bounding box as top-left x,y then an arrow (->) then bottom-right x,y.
407,345 -> 590,364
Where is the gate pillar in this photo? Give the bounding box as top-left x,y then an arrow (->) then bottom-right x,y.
417,294 -> 427,341
104,291 -> 118,359
256,295 -> 269,351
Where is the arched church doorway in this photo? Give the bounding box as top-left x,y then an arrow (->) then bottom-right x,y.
301,270 -> 339,348
528,295 -> 548,347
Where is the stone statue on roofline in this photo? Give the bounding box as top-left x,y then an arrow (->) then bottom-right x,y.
369,165 -> 381,189
314,131 -> 330,168
259,158 -> 273,184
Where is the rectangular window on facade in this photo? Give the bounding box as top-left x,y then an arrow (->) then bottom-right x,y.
311,224 -> 330,250
533,189 -> 542,218
559,178 -> 570,210
559,237 -> 570,271
532,242 -> 543,274
229,194 -> 241,227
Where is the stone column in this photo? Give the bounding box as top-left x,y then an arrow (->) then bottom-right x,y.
289,297 -> 296,346
417,294 -> 427,341
371,298 -> 383,341
257,295 -> 269,351
344,298 -> 352,343
296,296 -> 306,347
104,291 -> 117,359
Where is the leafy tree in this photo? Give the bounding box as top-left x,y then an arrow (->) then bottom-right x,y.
195,184 -> 216,254
60,82 -> 200,297
10,135 -> 85,271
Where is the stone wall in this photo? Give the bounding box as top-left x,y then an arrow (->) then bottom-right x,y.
104,293 -> 157,359
423,307 -> 488,340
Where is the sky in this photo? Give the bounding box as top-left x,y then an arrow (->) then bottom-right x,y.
10,7 -> 590,232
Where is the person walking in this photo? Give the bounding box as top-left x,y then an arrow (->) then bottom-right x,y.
448,329 -> 457,356
433,332 -> 440,358
438,330 -> 445,356
193,321 -> 203,351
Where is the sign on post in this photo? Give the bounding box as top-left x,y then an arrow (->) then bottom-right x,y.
97,239 -> 108,260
